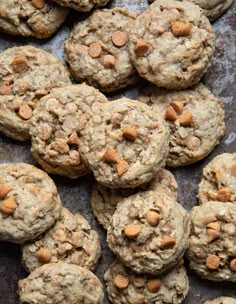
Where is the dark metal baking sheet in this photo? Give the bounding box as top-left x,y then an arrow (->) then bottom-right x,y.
0,0 -> 235,303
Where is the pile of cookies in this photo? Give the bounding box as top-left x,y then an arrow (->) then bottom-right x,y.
0,0 -> 234,303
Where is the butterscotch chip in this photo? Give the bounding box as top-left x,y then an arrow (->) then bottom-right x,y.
32,0 -> 46,9
135,40 -> 149,57
103,148 -> 119,164
165,106 -> 177,121
146,210 -> 161,226
102,55 -> 116,69
171,21 -> 192,37
160,236 -> 176,249
0,195 -> 17,215
37,248 -> 52,263
124,224 -> 141,238
116,160 -> 129,177
112,31 -> 128,47
0,82 -> 11,95
67,132 -> 80,146
11,57 -> 28,73
170,101 -> 184,114
88,43 -> 102,58
207,228 -> 220,243
230,259 -> 236,271
114,274 -> 129,289
207,221 -> 221,232
18,104 -> 33,120
206,255 -> 220,270
176,258 -> 185,268
147,279 -> 161,293
217,188 -> 231,202
231,164 -> 236,177
122,126 -> 137,141
0,184 -> 13,199
179,111 -> 193,127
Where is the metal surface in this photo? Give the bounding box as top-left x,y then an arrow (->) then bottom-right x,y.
0,0 -> 235,303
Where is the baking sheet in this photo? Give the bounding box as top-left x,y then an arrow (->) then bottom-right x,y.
0,0 -> 235,303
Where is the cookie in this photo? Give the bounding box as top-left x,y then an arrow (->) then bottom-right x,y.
187,201 -> 236,281
204,297 -> 236,304
22,207 -> 101,272
198,153 -> 236,204
149,0 -> 234,21
30,84 -> 107,178
104,259 -> 189,304
80,98 -> 170,188
0,163 -> 62,244
64,8 -> 139,92
107,190 -> 190,274
18,262 -> 104,304
0,0 -> 68,39
139,83 -> 225,167
91,169 -> 178,230
52,0 -> 110,11
0,46 -> 71,141
128,0 -> 215,89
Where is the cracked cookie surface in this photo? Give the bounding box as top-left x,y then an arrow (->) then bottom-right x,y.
52,0 -> 110,11
30,84 -> 107,178
0,46 -> 71,141
107,190 -> 190,274
0,163 -> 62,244
129,0 -> 215,89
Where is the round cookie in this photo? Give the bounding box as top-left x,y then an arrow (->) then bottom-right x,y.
30,84 -> 107,178
80,98 -> 170,188
128,0 -> 215,89
0,163 -> 62,244
91,169 -> 178,230
0,46 -> 71,141
204,298 -> 236,304
139,83 -> 225,167
198,153 -> 236,204
107,190 -> 190,274
18,262 -> 104,304
0,0 -> 68,39
64,8 -> 139,92
52,0 -> 110,11
22,207 -> 101,272
187,201 -> 236,281
149,0 -> 234,21
104,259 -> 189,304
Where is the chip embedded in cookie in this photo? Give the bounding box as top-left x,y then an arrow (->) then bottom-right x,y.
80,98 -> 170,188
139,83 -> 225,167
0,0 -> 68,38
0,163 -> 62,244
65,8 -> 139,92
104,259 -> 189,304
198,153 -> 236,204
187,201 -> 236,281
91,169 -> 178,230
107,190 -> 190,274
52,0 -> 110,11
22,208 -> 101,272
18,262 -> 104,304
0,46 -> 71,141
129,0 -> 215,89
30,84 -> 107,178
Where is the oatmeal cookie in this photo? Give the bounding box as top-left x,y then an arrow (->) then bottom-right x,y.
104,259 -> 189,304
22,208 -> 101,272
204,297 -> 236,304
0,0 -> 68,39
129,0 -> 215,89
0,163 -> 62,244
107,191 -> 190,274
30,84 -> 107,178
0,46 -> 71,141
18,262 -> 104,304
91,169 -> 178,230
198,153 -> 236,204
187,201 -> 236,281
139,83 -> 225,167
80,98 -> 170,188
64,8 -> 139,92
